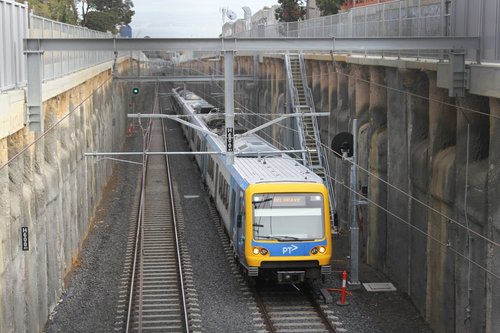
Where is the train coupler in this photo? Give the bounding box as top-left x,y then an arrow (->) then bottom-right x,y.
277,271 -> 305,284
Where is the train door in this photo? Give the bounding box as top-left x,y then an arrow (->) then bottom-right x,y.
200,140 -> 207,180
214,164 -> 219,202
235,191 -> 246,262
229,188 -> 237,240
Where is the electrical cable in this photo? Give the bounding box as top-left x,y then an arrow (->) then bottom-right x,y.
171,80 -> 500,280
170,63 -> 500,250
0,75 -> 113,170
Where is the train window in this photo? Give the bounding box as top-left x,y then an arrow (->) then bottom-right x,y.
238,191 -> 245,215
218,175 -> 222,198
230,189 -> 236,220
252,193 -> 325,241
207,157 -> 214,180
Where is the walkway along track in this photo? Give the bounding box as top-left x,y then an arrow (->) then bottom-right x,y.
114,109 -> 200,332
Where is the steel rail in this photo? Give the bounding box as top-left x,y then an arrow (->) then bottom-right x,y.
125,121 -> 153,333
161,111 -> 191,333
252,286 -> 277,333
253,284 -> 337,333
304,288 -> 338,333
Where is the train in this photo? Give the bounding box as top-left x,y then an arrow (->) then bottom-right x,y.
170,87 -> 332,283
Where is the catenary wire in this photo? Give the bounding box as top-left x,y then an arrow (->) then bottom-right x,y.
0,75 -> 113,170
166,66 -> 500,249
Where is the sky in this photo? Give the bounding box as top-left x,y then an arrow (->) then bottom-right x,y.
129,0 -> 277,38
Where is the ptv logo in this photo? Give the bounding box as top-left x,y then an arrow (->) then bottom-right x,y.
282,244 -> 298,255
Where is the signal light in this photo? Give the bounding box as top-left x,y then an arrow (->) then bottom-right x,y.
132,87 -> 140,95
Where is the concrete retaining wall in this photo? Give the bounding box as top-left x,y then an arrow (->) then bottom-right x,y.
0,60 -> 131,333
215,54 -> 498,333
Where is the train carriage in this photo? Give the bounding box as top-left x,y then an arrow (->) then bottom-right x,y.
170,87 -> 332,283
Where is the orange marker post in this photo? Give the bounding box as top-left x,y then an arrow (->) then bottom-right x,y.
336,270 -> 350,306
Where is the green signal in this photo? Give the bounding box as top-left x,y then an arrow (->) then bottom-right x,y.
132,87 -> 140,95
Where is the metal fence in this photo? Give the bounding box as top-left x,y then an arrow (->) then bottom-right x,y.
29,15 -> 114,81
237,0 -> 446,38
0,0 -> 28,91
235,0 -> 448,59
0,0 -> 116,92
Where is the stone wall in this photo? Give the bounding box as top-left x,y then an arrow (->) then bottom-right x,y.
0,60 -> 132,333
224,54 -> 499,333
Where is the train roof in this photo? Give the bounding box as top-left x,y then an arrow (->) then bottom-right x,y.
234,135 -> 278,155
172,87 -> 324,186
232,156 -> 323,186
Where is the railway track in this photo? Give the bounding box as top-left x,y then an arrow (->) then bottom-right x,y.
207,201 -> 343,333
115,112 -> 200,332
253,283 -> 340,333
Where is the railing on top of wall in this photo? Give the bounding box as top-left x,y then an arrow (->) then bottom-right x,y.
29,14 -> 115,82
236,0 -> 449,60
237,1 -> 446,38
0,0 -> 139,92
0,0 -> 28,91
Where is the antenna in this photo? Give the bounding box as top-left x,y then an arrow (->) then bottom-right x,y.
242,6 -> 252,20
226,9 -> 237,21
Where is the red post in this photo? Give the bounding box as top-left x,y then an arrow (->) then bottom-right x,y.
336,270 -> 350,306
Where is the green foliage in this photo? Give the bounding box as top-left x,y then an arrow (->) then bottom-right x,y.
316,0 -> 346,16
79,0 -> 135,33
18,0 -> 76,25
48,0 -> 78,24
274,0 -> 306,22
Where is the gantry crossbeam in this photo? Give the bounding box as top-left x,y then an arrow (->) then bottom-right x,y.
24,36 -> 480,133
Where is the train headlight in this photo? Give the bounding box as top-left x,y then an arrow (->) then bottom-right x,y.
253,247 -> 269,255
311,246 -> 327,255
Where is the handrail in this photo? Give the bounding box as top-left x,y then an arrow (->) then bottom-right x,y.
298,51 -> 337,220
285,52 -> 307,165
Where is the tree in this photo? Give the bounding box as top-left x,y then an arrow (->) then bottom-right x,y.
19,0 -> 77,24
48,0 -> 78,24
316,0 -> 347,16
79,0 -> 134,33
275,0 -> 306,22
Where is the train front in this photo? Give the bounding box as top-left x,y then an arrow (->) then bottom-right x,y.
244,183 -> 332,283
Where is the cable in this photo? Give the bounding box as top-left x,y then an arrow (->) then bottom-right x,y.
0,75 -> 112,171
176,58 -> 498,121
170,81 -> 500,280
318,139 -> 500,249
175,65 -> 500,249
330,173 -> 500,280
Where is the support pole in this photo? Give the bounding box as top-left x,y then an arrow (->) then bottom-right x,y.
349,118 -> 360,286
224,50 -> 235,165
25,39 -> 44,132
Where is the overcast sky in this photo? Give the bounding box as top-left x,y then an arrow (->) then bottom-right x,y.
129,0 -> 277,38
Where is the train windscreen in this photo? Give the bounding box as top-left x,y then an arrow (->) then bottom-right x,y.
252,193 -> 324,241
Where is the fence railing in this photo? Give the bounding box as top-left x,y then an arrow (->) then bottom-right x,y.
29,14 -> 115,81
236,0 -> 446,38
0,0 -> 120,92
0,0 -> 28,91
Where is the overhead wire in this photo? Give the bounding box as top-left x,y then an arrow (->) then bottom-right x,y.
166,61 -> 500,250
0,75 -> 113,170
166,71 -> 500,279
329,171 -> 500,280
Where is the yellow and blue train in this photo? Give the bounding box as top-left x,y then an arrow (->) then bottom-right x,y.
170,87 -> 332,283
